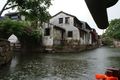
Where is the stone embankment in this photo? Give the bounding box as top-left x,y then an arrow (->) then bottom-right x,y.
0,39 -> 12,66
46,44 -> 99,53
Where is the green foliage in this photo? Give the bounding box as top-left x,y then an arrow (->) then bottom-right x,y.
17,0 -> 52,27
0,0 -> 52,22
0,18 -> 28,38
105,18 -> 120,40
0,0 -> 52,28
102,33 -> 113,45
0,18 -> 42,45
0,0 -> 52,47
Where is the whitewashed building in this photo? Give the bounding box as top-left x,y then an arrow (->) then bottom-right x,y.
43,11 -> 93,47
42,23 -> 65,48
4,12 -> 96,50
80,22 -> 92,45
50,11 -> 80,41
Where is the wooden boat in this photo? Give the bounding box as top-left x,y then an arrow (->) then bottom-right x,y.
96,67 -> 120,80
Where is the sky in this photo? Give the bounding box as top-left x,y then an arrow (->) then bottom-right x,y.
0,0 -> 120,35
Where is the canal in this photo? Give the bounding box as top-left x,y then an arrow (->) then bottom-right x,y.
0,46 -> 120,80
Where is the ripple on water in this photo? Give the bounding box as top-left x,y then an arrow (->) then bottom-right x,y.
0,47 -> 120,80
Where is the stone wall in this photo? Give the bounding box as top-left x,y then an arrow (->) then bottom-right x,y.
113,40 -> 120,48
0,39 -> 12,66
53,44 -> 98,53
45,40 -> 99,53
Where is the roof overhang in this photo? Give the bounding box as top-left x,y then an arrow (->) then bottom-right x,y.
85,0 -> 118,29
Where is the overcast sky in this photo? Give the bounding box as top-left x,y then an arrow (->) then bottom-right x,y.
0,0 -> 120,35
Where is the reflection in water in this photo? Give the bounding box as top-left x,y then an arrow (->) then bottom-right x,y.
0,47 -> 120,80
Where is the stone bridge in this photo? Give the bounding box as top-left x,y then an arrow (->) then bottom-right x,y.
0,19 -> 42,52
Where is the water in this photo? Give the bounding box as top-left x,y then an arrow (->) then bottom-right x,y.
0,46 -> 120,80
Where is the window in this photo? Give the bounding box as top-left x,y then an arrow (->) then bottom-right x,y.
44,28 -> 50,36
65,17 -> 70,24
68,31 -> 73,37
59,18 -> 63,24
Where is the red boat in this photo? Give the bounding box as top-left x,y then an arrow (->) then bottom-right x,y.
96,67 -> 120,80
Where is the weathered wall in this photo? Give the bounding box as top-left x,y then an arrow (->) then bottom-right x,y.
113,40 -> 120,48
50,12 -> 74,26
53,44 -> 98,53
42,23 -> 54,47
50,12 -> 80,40
0,40 -> 12,66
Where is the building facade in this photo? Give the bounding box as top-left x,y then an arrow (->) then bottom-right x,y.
3,11 -> 99,50
43,11 -> 97,48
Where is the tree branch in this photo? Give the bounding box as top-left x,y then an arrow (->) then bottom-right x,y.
4,5 -> 18,10
0,0 -> 10,16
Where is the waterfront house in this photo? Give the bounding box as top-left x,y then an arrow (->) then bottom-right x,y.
42,23 -> 65,49
91,29 -> 98,45
4,12 -> 99,51
50,11 -> 80,42
77,21 -> 93,45
50,11 -> 93,45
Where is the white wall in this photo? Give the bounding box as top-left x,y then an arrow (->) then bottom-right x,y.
48,12 -> 93,45
42,23 -> 54,46
50,13 -> 74,26
21,15 -> 25,20
89,33 -> 92,44
80,21 -> 93,45
50,12 -> 80,40
85,32 -> 92,45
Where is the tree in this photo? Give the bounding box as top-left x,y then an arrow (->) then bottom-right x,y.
0,18 -> 42,46
102,33 -> 113,45
105,18 -> 120,40
0,0 -> 52,27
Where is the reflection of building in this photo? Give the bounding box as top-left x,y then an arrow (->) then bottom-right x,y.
43,11 -> 99,49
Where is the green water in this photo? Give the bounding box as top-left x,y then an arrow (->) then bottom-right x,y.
0,47 -> 120,80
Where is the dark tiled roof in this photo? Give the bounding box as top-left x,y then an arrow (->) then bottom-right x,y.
5,12 -> 20,20
85,22 -> 92,30
52,11 -> 75,18
54,25 -> 65,32
5,12 -> 19,16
